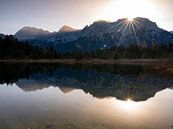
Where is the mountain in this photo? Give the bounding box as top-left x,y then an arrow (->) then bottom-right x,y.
170,31 -> 173,34
15,26 -> 51,40
53,17 -> 173,52
14,17 -> 173,52
15,26 -> 81,47
0,33 -> 5,39
58,25 -> 77,33
44,30 -> 81,45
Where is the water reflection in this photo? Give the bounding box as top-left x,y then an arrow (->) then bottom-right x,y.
118,99 -> 141,111
0,63 -> 173,101
0,84 -> 173,129
0,63 -> 171,101
0,63 -> 173,129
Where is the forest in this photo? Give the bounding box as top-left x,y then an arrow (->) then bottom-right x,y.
0,35 -> 58,59
0,35 -> 173,60
59,43 -> 173,60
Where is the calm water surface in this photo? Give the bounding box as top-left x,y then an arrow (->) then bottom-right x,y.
0,63 -> 173,129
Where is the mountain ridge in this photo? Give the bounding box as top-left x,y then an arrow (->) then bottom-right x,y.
14,17 -> 173,52
58,25 -> 78,33
15,26 -> 51,40
0,33 -> 5,39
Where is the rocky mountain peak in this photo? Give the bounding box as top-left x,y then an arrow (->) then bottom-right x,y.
15,26 -> 50,40
58,25 -> 77,33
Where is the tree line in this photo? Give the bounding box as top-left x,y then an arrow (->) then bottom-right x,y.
59,43 -> 173,60
0,35 -> 58,59
0,35 -> 173,60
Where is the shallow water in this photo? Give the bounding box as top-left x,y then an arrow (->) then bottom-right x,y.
0,63 -> 173,129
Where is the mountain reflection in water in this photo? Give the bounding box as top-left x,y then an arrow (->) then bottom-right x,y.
0,63 -> 173,129
0,63 -> 173,101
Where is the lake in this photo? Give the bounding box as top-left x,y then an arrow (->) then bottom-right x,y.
0,63 -> 173,129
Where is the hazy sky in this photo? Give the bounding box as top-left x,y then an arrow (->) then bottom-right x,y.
0,0 -> 173,34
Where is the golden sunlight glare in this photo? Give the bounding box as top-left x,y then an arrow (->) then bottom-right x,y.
96,0 -> 158,21
119,98 -> 141,111
127,17 -> 134,22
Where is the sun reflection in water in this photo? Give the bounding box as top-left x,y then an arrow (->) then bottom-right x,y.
119,98 -> 141,111
108,97 -> 143,114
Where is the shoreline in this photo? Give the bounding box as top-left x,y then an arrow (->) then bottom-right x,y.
0,58 -> 173,76
0,59 -> 172,65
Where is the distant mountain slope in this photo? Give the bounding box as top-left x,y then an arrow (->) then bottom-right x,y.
79,17 -> 173,46
58,25 -> 77,33
14,17 -> 173,52
15,26 -> 50,40
170,31 -> 173,34
0,34 -> 5,39
15,26 -> 81,47
54,18 -> 173,52
44,30 -> 81,45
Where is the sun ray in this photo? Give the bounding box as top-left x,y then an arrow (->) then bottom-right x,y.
114,19 -> 127,29
131,21 -> 138,44
112,18 -> 142,46
132,19 -> 141,30
119,20 -> 130,44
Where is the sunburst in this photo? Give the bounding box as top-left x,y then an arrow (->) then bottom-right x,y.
116,18 -> 140,45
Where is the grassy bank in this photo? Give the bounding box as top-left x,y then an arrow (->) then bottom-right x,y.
0,58 -> 172,65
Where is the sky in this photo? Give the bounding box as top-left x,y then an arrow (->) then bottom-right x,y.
0,0 -> 173,34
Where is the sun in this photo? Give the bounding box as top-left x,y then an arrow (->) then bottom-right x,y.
127,17 -> 134,22
96,0 -> 158,22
